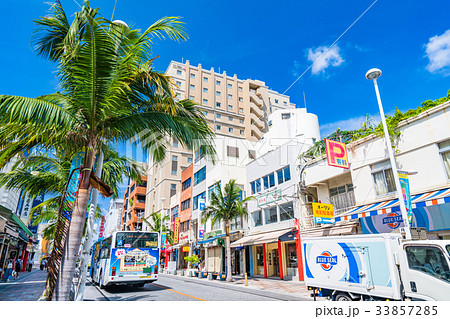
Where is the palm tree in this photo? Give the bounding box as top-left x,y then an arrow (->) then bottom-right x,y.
0,147 -> 142,239
202,180 -> 254,281
142,212 -> 173,245
0,1 -> 214,300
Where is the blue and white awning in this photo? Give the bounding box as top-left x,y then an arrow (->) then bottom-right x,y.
333,187 -> 450,223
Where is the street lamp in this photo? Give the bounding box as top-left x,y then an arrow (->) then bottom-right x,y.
366,68 -> 412,240
160,197 -> 166,247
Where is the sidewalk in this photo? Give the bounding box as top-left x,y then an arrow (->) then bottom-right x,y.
0,268 -> 48,301
162,271 -> 324,300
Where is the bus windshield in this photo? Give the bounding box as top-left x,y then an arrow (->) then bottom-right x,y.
115,232 -> 158,249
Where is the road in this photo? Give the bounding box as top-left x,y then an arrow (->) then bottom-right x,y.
84,274 -> 310,301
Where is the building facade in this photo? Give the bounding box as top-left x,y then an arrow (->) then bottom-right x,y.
121,176 -> 147,231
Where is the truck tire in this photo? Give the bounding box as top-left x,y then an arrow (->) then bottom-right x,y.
334,292 -> 353,301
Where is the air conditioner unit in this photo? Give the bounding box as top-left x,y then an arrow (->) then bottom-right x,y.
304,195 -> 314,203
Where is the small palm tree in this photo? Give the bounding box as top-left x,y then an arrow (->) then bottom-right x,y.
202,180 -> 254,281
142,211 -> 173,245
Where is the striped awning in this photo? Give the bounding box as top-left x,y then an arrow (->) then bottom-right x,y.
333,187 -> 450,223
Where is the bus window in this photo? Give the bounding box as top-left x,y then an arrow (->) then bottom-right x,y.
116,232 -> 158,249
100,237 -> 112,259
93,243 -> 101,263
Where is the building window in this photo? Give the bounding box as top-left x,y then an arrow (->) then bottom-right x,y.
216,91 -> 221,96
283,101 -> 287,106
202,111 -> 208,116
203,88 -> 208,93
239,108 -> 244,113
170,183 -> 177,197
239,119 -> 244,124
176,81 -> 182,86
208,182 -> 221,201
239,97 -> 243,102
227,146 -> 239,157
173,138 -> 178,148
216,102 -> 221,107
228,83 -> 232,89
189,95 -> 194,100
228,116 -> 233,121
187,157 -> 193,164
136,195 -> 146,203
262,172 -> 275,189
193,192 -> 206,210
216,113 -> 221,119
371,160 -> 396,195
280,202 -> 294,221
281,113 -> 291,120
252,210 -> 262,227
203,99 -> 208,104
228,128 -> 233,133
276,165 -> 291,184
238,86 -> 243,92
228,94 -> 232,100
250,178 -> 261,194
248,150 -> 256,159
190,73 -> 195,78
212,219 -> 221,230
194,166 -> 206,185
264,206 -> 278,224
240,130 -> 244,135
216,80 -> 221,86
181,199 -> 191,211
203,77 -> 208,82
439,140 -> 450,179
275,99 -> 279,104
216,125 -> 221,130
182,177 -> 191,191
228,105 -> 233,111
171,156 -> 178,175
177,70 -> 182,75
190,84 -> 195,90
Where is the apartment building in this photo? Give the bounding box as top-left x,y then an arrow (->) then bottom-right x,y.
145,60 -> 295,227
121,176 -> 147,231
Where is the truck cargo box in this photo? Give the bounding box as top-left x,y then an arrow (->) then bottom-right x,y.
302,233 -> 403,300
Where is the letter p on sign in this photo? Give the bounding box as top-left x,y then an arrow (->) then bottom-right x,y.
325,138 -> 349,169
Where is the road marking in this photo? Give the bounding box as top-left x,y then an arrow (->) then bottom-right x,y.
149,282 -> 206,301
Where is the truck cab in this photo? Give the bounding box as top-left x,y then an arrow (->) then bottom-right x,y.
399,240 -> 450,300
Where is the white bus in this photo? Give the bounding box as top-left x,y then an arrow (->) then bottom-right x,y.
90,231 -> 160,288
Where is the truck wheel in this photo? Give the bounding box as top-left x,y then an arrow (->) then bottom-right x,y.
334,292 -> 353,301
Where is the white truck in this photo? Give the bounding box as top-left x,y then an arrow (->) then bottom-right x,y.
302,233 -> 450,301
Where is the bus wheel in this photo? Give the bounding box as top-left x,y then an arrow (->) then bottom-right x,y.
334,292 -> 353,301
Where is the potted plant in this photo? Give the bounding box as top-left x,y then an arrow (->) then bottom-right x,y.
211,273 -> 218,280
184,255 -> 200,277
219,273 -> 227,281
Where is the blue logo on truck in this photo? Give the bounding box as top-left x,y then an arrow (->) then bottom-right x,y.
316,251 -> 338,271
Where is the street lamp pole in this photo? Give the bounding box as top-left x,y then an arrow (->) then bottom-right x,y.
366,68 -> 412,240
160,197 -> 166,247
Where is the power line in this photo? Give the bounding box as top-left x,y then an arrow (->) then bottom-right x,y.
283,0 -> 380,95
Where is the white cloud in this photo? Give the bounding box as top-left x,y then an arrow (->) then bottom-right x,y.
307,45 -> 345,75
425,29 -> 450,74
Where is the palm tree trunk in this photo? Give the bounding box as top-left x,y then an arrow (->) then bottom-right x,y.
54,147 -> 96,300
225,224 -> 232,282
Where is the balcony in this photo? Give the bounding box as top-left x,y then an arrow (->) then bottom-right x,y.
250,103 -> 265,118
251,127 -> 264,140
249,90 -> 263,108
250,112 -> 265,130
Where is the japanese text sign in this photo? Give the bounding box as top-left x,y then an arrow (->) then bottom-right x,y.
173,217 -> 180,244
312,203 -> 334,224
325,139 -> 349,169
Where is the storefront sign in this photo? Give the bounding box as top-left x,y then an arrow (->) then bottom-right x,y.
198,228 -> 204,239
173,217 -> 180,244
182,246 -> 189,253
199,198 -> 205,211
257,189 -> 282,207
398,171 -> 413,225
312,203 -> 335,224
325,139 -> 349,169
99,216 -> 105,238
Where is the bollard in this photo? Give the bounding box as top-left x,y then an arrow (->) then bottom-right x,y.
245,273 -> 248,286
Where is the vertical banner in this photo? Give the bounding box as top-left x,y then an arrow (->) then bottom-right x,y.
173,217 -> 180,244
161,233 -> 166,250
398,171 -> 413,224
324,139 -> 350,169
28,194 -> 44,234
99,216 -> 105,238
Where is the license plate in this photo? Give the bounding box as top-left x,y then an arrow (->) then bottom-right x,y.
139,275 -> 152,278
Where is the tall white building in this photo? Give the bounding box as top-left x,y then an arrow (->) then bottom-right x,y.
103,198 -> 124,237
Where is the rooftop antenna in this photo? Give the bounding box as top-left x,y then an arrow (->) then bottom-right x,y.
303,91 -> 307,111
182,57 -> 184,63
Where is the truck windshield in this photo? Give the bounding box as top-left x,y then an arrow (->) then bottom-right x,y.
406,246 -> 450,283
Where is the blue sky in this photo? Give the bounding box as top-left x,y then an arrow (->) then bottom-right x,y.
1,0 -> 450,212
